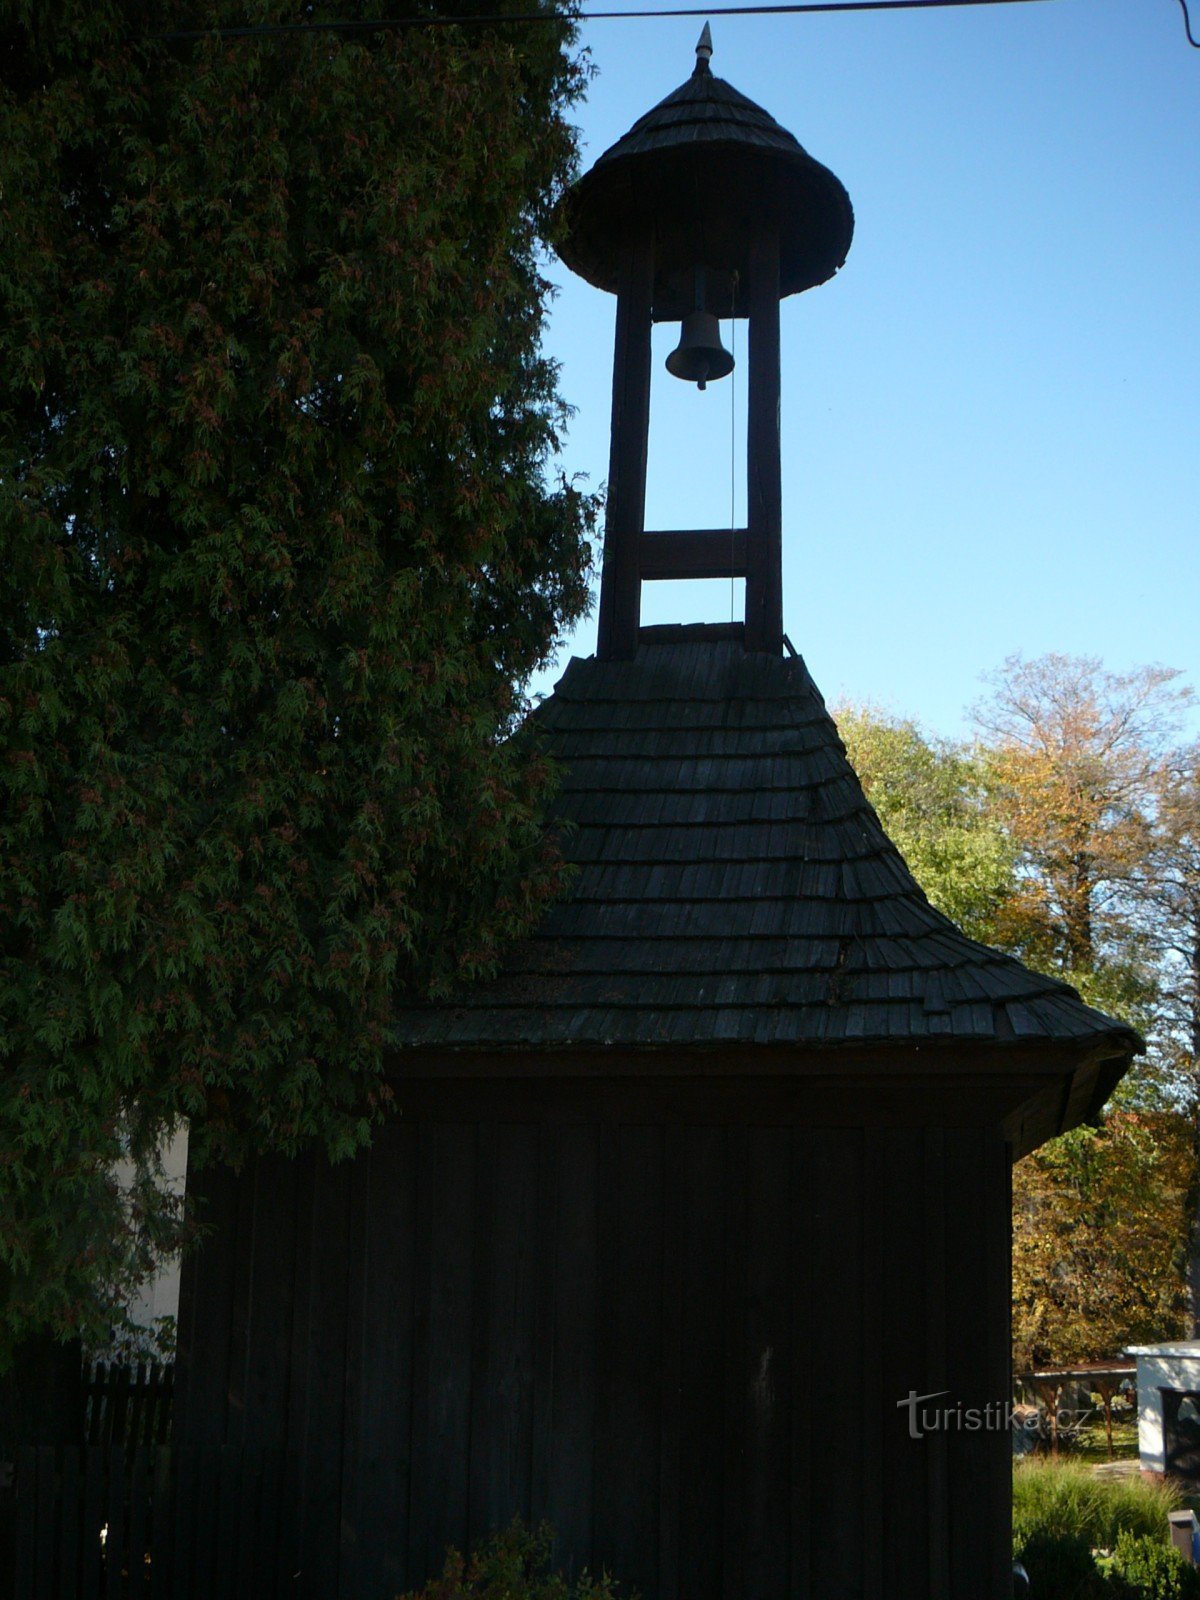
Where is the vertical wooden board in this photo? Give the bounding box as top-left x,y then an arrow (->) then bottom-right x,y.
0,1438 -> 17,1595
157,1368 -> 174,1448
336,1151 -> 371,1600
675,1126 -> 727,1600
190,1449 -> 222,1600
13,1447 -> 35,1600
104,1448 -> 126,1600
34,1447 -> 56,1600
234,1445 -> 267,1600
407,1121 -> 476,1586
146,1448 -> 173,1600
80,1447 -> 106,1600
468,1123 -> 539,1548
212,1444 -> 242,1600
921,1131 -> 950,1600
542,1124 -> 598,1570
528,1123 -> 559,1545
721,1126 -> 748,1600
127,1448 -> 149,1600
279,1152 -> 318,1594
241,1155 -> 299,1457
788,1130 -> 813,1600
878,1132 -> 930,1600
743,1127 -> 792,1600
984,1138 -> 1015,1600
254,1445 -> 287,1600
174,1163 -> 239,1450
942,1129 -> 1008,1600
168,1446 -> 199,1600
806,1130 -> 864,1600
296,1156 -> 353,1599
222,1163 -> 261,1457
858,1131 -> 885,1600
345,1122 -> 418,1600
109,1369 -> 131,1461
656,1127 -> 686,1600
54,1446 -> 81,1600
83,1364 -> 101,1448
592,1125 -> 664,1596
942,1129 -> 981,1600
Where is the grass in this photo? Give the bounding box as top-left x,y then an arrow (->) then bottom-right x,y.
1071,1416 -> 1141,1465
1013,1458 -> 1182,1553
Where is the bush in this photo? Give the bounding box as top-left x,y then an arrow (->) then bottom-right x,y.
397,1522 -> 629,1600
1110,1532 -> 1200,1600
1014,1460 -> 1182,1551
1018,1530 -> 1110,1598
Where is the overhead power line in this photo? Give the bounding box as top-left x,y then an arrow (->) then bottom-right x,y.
149,0 -> 1200,52
151,0 -> 1060,42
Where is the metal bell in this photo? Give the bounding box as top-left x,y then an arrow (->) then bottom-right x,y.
665,309 -> 735,391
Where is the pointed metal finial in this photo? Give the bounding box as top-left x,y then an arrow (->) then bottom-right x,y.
695,23 -> 713,70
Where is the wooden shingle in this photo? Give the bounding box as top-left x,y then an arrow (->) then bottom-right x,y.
393,630 -> 1140,1060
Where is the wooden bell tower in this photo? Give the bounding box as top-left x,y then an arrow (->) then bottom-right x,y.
557,27 -> 854,657
174,35 -> 1140,1600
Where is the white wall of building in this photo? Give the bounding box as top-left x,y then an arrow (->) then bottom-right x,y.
113,1127 -> 189,1353
1127,1344 -> 1200,1475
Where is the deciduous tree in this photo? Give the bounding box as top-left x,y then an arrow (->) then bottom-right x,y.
1134,743 -> 1200,1325
838,668 -> 1199,1367
1012,1111 -> 1193,1370
1141,743 -> 1200,1073
972,653 -> 1192,1030
835,702 -> 1016,944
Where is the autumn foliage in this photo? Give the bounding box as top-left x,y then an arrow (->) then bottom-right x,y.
1011,1111 -> 1194,1370
841,657 -> 1199,1366
0,1 -> 594,1352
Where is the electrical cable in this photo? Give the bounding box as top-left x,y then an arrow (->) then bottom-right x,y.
150,0 -> 1061,43
1179,0 -> 1200,46
729,274 -> 738,626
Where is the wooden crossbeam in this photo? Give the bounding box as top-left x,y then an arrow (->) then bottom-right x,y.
640,528 -> 748,582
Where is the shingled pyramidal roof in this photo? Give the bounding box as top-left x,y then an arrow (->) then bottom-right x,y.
394,626 -> 1138,1068
392,36 -> 1139,1136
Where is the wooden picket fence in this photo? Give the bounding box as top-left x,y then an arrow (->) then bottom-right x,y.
4,1444 -> 293,1600
83,1364 -> 175,1455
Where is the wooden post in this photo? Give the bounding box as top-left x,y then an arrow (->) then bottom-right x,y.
744,226 -> 782,654
596,236 -> 654,660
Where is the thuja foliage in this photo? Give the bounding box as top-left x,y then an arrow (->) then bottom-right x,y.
400,1520 -> 628,1600
0,0 -> 595,1355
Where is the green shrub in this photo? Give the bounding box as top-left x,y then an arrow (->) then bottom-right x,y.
398,1522 -> 629,1600
1017,1530 -> 1109,1598
1109,1532 -> 1200,1600
1014,1460 -> 1182,1551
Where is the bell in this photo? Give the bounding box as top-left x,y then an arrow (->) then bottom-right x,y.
665,309 -> 735,391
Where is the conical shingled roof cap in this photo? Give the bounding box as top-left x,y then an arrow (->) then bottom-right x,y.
393,633 -> 1140,1150
556,35 -> 854,320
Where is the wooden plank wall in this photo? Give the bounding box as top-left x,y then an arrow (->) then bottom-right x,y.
175,1098 -> 1013,1600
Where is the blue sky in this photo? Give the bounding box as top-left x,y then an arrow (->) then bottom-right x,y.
530,0 -> 1200,741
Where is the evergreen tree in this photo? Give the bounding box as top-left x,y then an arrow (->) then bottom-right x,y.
0,0 -> 595,1356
